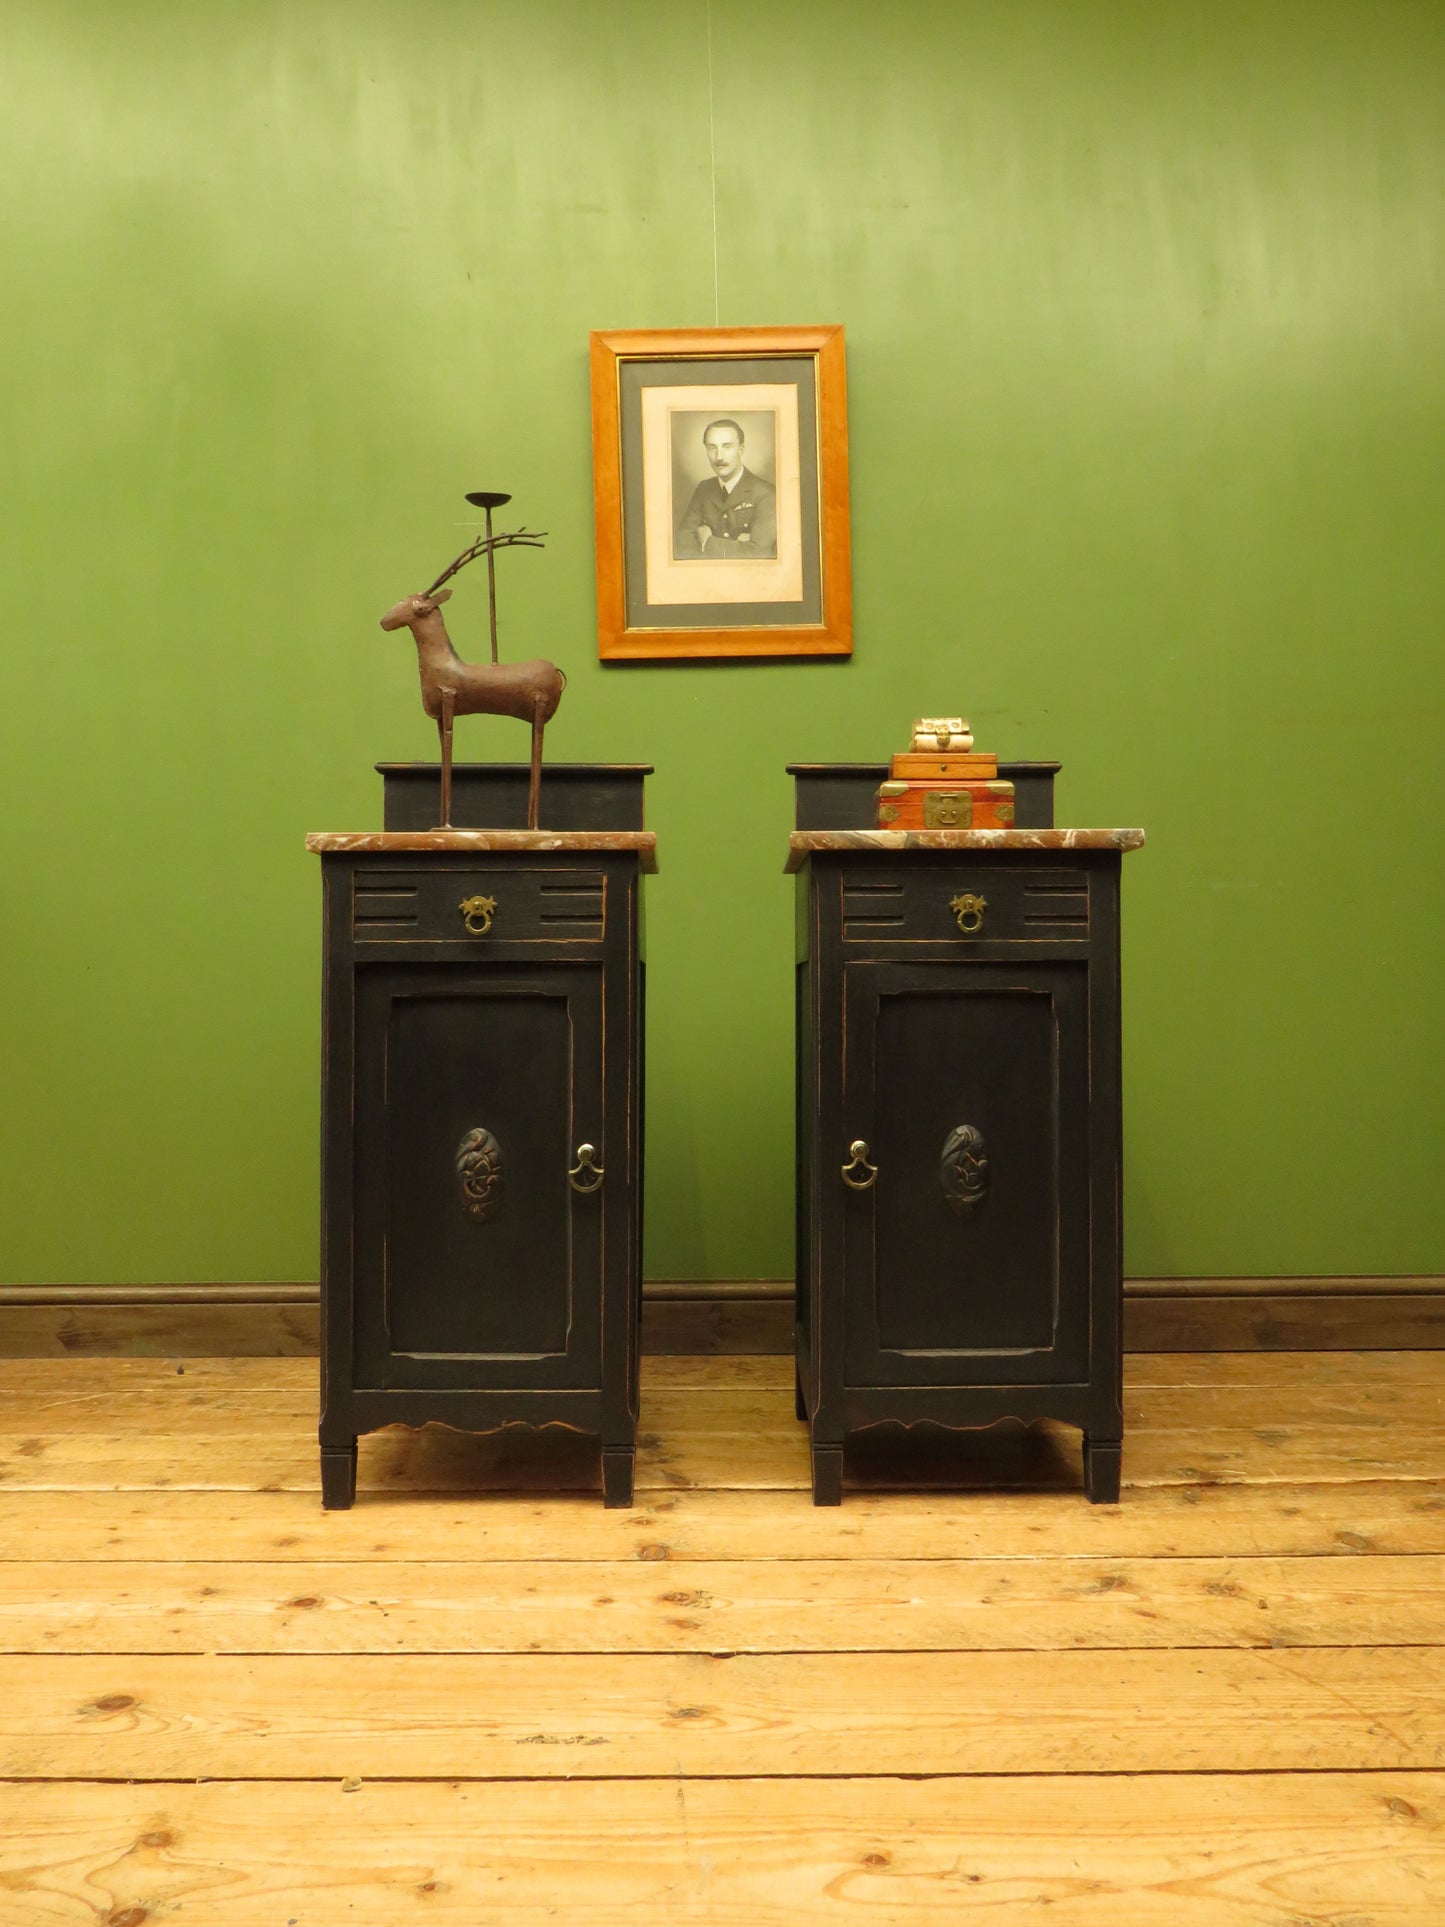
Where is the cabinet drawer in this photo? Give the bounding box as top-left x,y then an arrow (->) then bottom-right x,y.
839,863 -> 1089,945
351,865 -> 606,945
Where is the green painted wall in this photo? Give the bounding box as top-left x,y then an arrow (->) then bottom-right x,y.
2,0 -> 1441,1285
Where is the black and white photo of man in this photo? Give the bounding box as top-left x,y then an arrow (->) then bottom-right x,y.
673,417 -> 777,560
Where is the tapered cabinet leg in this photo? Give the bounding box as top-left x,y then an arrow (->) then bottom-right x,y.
795,1365 -> 808,1422
320,1439 -> 358,1511
1084,1436 -> 1122,1505
810,1441 -> 844,1506
602,1445 -> 636,1509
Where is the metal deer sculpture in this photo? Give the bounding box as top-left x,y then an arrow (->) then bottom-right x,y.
379,492 -> 565,830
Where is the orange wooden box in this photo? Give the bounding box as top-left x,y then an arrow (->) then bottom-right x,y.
875,779 -> 1016,831
889,751 -> 999,781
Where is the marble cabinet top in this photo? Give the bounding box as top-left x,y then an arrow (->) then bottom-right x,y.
785,828 -> 1145,872
307,829 -> 659,873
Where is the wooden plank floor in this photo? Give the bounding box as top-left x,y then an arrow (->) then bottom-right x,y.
0,1353 -> 1442,1922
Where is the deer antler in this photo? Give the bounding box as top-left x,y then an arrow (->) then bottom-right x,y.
424,527 -> 548,599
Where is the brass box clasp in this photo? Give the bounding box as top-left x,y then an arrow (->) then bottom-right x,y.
922,790 -> 973,830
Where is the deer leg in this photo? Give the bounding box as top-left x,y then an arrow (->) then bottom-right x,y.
527,696 -> 545,830
438,688 -> 455,829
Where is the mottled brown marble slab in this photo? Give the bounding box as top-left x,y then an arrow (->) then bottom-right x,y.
785,828 -> 1144,871
307,830 -> 659,873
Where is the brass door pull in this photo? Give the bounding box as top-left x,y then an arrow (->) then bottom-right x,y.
841,1140 -> 878,1190
459,894 -> 497,935
568,1143 -> 605,1194
949,892 -> 986,934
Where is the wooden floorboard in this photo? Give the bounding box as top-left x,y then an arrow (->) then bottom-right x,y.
4,1553 -> 1443,1654
10,1646 -> 1445,1779
2,1479 -> 1443,1562
1,1351 -> 1443,1921
3,1358 -> 1443,1495
1,1776 -> 1441,1925
3,1347 -> 1443,1390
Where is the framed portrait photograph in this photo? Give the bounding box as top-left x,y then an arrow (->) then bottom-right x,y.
590,325 -> 851,660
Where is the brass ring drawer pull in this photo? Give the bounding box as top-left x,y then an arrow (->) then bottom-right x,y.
569,1143 -> 605,1194
841,1140 -> 878,1191
949,892 -> 986,934
459,894 -> 497,936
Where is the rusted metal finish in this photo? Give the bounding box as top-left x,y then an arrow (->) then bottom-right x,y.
382,501 -> 565,830
464,489 -> 511,665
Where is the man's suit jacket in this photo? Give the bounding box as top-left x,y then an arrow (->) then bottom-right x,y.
675,467 -> 777,558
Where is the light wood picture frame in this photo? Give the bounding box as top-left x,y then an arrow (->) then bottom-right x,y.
590,325 -> 851,661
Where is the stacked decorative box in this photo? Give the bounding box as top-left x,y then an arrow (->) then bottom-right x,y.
875,716 -> 1015,831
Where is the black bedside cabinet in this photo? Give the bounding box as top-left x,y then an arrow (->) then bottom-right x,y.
788,803 -> 1144,1506
308,782 -> 654,1511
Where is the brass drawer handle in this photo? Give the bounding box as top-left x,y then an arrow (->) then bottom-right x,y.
569,1143 -> 605,1194
841,1140 -> 878,1191
950,892 -> 986,934
459,894 -> 497,935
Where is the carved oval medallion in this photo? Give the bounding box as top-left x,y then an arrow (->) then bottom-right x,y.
940,1123 -> 989,1217
455,1126 -> 503,1223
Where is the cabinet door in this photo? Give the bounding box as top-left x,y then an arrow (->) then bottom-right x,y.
352,962 -> 605,1390
841,959 -> 1091,1387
